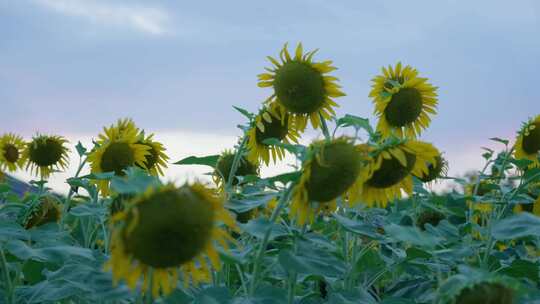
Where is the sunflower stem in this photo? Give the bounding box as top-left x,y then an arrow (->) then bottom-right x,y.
319,113 -> 332,141
225,136 -> 249,195
248,185 -> 293,296
60,154 -> 88,228
0,248 -> 14,304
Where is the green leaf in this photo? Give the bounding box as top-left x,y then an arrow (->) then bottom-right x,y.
0,222 -> 29,242
110,169 -> 160,194
239,217 -> 288,240
384,223 -> 441,248
327,289 -> 377,304
80,172 -> 115,180
489,137 -> 509,145
193,286 -> 232,304
5,240 -> 95,264
174,155 -> 220,168
499,259 -> 539,283
491,213 -> 540,240
336,114 -> 374,135
260,171 -> 301,186
333,214 -> 381,239
406,247 -> 433,260
233,106 -> 254,120
69,203 -> 107,218
75,141 -> 87,156
278,248 -> 346,278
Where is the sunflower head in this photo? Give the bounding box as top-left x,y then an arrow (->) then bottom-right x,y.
136,134 -> 169,176
24,196 -> 62,229
358,140 -> 439,207
0,133 -> 27,172
454,282 -> 513,304
88,124 -> 150,196
258,43 -> 344,131
290,138 -> 366,225
416,154 -> 448,183
306,138 -> 364,202
416,210 -> 445,230
247,106 -> 300,165
215,150 -> 258,187
514,115 -> 540,168
25,135 -> 69,179
370,62 -> 438,139
109,182 -> 236,297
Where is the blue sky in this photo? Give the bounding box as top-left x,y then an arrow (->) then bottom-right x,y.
1,0 -> 539,191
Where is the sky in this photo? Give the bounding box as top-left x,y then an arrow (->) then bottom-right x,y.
1,0 -> 539,192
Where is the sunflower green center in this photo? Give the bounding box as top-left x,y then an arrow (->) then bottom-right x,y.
306,141 -> 363,202
273,61 -> 326,114
417,156 -> 443,182
256,114 -> 289,145
455,282 -> 513,304
416,210 -> 445,230
522,122 -> 540,155
216,154 -> 257,185
366,151 -> 416,188
29,138 -> 64,167
123,187 -> 215,268
101,142 -> 135,176
384,88 -> 423,127
3,144 -> 19,163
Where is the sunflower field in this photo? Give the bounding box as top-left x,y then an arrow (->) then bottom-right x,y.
1,43 -> 540,304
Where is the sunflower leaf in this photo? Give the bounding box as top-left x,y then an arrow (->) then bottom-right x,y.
336,114 -> 375,135
233,106 -> 254,120
491,213 -> 540,240
75,141 -> 87,156
173,155 -> 220,168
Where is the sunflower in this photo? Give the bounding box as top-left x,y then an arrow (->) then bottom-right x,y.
416,210 -> 445,230
356,140 -> 439,208
290,138 -> 367,225
258,43 -> 345,132
0,133 -> 27,172
97,118 -> 139,143
513,190 -> 540,216
414,152 -> 448,183
24,135 -> 69,179
370,62 -> 438,139
454,282 -> 513,304
247,104 -> 300,165
23,196 -> 62,229
213,150 -> 258,189
137,133 -> 169,176
514,114 -> 540,168
88,124 -> 150,196
108,182 -> 237,297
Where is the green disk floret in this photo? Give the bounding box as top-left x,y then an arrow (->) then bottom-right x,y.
274,61 -> 326,114
123,186 -> 215,268
306,139 -> 363,202
101,142 -> 135,176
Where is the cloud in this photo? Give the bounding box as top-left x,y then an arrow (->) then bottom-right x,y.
32,0 -> 170,35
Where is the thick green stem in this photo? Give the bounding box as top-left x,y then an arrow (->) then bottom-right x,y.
248,186 -> 293,296
1,248 -> 13,304
225,136 -> 249,194
319,113 -> 332,141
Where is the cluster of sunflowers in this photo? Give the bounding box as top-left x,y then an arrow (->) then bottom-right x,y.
1,43 -> 540,302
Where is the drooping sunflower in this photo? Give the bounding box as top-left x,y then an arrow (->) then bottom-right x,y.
454,282 -> 514,304
108,182 -> 237,297
370,62 -> 438,139
213,150 -> 258,189
88,124 -> 150,196
356,140 -> 439,208
414,150 -> 448,183
0,133 -> 27,172
416,209 -> 446,231
24,135 -> 69,179
514,114 -> 540,168
137,133 -> 169,176
258,43 -> 345,132
290,137 -> 367,225
22,195 -> 62,229
247,104 -> 300,165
